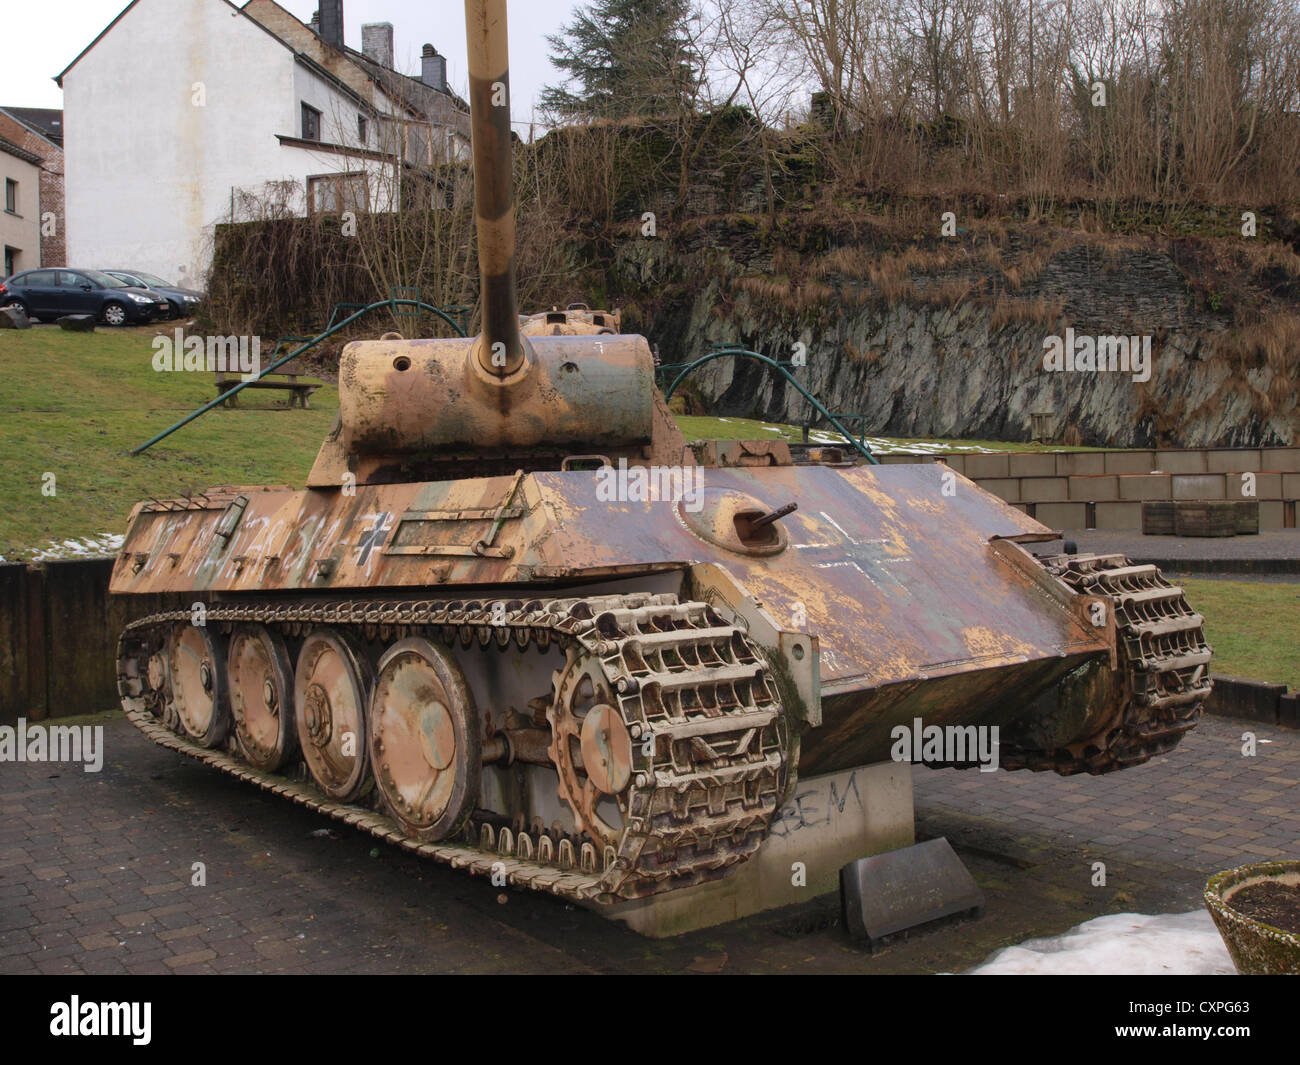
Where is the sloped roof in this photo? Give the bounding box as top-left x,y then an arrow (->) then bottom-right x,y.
0,108 -> 64,148
243,0 -> 467,122
346,48 -> 468,119
54,0 -> 467,128
55,0 -> 293,87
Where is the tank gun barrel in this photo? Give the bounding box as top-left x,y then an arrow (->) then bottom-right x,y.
465,0 -> 524,378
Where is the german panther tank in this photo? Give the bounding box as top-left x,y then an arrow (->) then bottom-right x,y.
113,0 -> 1212,910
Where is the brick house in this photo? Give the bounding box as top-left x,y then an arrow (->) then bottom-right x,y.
0,108 -> 65,268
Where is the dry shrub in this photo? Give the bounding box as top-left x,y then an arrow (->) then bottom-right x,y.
1213,316 -> 1300,372
990,295 -> 1065,330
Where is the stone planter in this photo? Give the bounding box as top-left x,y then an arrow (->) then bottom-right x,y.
1204,861 -> 1300,974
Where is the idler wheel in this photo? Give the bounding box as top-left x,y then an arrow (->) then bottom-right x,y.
227,624 -> 297,771
169,624 -> 231,748
294,629 -> 372,802
368,638 -> 480,841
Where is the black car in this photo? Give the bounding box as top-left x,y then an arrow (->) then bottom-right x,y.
103,270 -> 203,319
0,268 -> 170,325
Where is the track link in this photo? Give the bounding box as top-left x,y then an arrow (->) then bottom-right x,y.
1000,553 -> 1213,775
117,593 -> 790,902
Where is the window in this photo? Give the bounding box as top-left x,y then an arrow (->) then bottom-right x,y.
3,246 -> 16,277
357,115 -> 368,145
406,123 -> 430,165
4,179 -> 15,214
308,173 -> 369,215
301,103 -> 322,142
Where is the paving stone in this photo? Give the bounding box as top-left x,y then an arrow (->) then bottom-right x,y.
75,933 -> 119,951
2,711 -> 1295,974
165,949 -> 217,969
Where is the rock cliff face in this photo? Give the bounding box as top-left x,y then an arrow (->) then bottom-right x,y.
614,236 -> 1297,448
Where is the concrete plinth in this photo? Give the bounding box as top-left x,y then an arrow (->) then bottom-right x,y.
600,762 -> 914,937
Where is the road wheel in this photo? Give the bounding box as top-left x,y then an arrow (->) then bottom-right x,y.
2,299 -> 29,318
295,629 -> 372,802
369,638 -> 480,841
227,624 -> 297,771
169,624 -> 232,748
101,302 -> 127,326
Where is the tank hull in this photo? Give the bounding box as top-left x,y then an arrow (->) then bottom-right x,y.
112,461 -> 1204,778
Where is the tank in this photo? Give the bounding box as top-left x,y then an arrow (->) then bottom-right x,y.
520,303 -> 621,336
112,0 -> 1212,907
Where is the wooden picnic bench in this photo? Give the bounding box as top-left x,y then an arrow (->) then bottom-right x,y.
214,359 -> 326,409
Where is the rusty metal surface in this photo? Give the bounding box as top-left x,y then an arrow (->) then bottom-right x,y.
111,465 -> 1097,692
465,0 -> 522,377
688,439 -> 793,467
110,462 -> 1145,772
370,637 -> 480,840
337,334 -> 658,453
521,305 -> 621,336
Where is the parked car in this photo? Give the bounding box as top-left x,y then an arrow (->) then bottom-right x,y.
0,268 -> 170,325
103,270 -> 203,319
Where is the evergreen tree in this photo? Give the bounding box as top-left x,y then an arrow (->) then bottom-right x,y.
541,0 -> 699,120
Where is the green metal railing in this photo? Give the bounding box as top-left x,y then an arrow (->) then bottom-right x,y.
661,347 -> 878,464
131,298 -> 467,455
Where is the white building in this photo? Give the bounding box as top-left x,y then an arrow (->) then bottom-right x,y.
57,0 -> 470,286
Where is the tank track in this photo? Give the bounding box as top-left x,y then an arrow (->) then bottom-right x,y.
999,553 -> 1213,775
117,594 -> 790,903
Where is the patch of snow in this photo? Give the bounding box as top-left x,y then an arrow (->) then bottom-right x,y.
698,418 -> 1072,458
870,439 -> 1002,455
969,911 -> 1234,975
2,533 -> 125,564
788,430 -> 1007,454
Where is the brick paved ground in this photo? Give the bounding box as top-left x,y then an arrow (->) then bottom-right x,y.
1,711 -> 1295,974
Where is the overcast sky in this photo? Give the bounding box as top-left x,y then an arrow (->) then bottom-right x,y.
0,0 -> 578,126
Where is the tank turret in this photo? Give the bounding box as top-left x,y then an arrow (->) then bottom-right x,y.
308,0 -> 680,487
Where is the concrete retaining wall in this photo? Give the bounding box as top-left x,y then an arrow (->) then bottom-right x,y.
0,560 -> 182,725
932,446 -> 1300,478
886,446 -> 1300,530
1207,676 -> 1298,729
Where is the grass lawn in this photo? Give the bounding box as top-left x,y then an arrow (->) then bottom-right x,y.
1181,578 -> 1300,692
0,326 -> 337,559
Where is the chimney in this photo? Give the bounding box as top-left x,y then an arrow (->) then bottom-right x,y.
421,44 -> 447,93
362,23 -> 394,70
318,0 -> 343,51
309,12 -> 320,31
